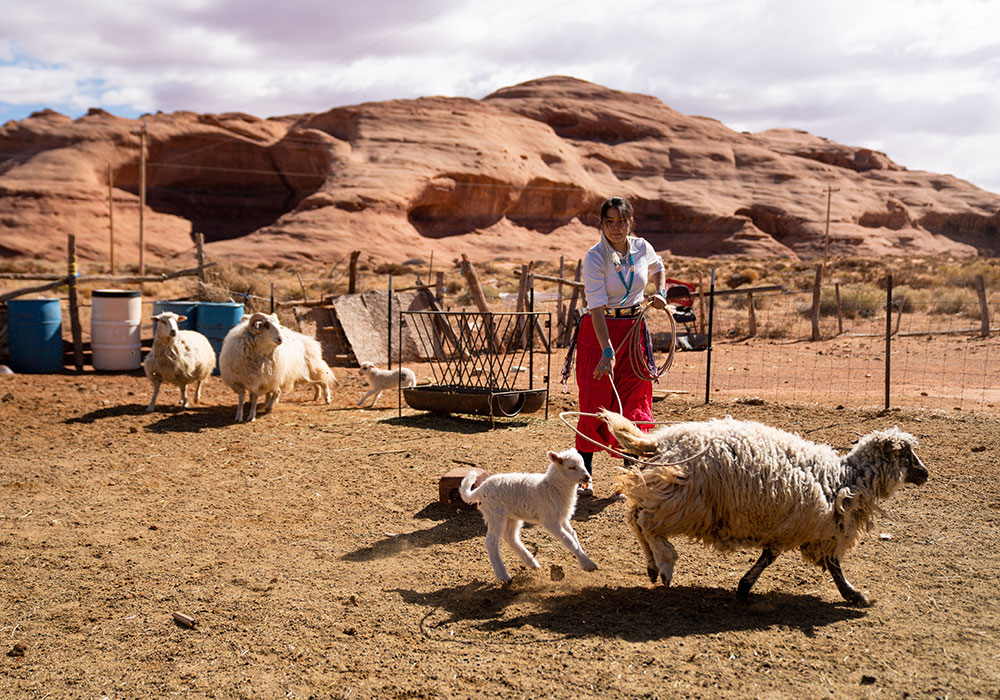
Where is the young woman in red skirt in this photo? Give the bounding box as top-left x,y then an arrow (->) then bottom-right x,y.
562,196 -> 668,496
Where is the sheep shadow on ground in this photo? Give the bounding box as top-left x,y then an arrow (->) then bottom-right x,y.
65,404 -> 149,423
144,406 -> 246,432
393,583 -> 868,641
341,503 -> 485,562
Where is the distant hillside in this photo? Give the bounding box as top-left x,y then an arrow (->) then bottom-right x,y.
1,76 -> 998,266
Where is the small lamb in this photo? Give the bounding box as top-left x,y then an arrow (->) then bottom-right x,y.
357,361 -> 416,407
142,311 -> 216,412
459,448 -> 598,584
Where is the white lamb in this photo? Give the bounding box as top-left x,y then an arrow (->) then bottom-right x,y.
357,361 -> 416,407
142,311 -> 215,412
458,448 -> 598,584
219,312 -> 306,423
601,410 -> 928,606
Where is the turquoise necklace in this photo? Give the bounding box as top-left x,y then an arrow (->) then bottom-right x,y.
614,244 -> 634,306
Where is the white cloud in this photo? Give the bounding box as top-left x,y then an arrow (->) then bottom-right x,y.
0,0 -> 998,193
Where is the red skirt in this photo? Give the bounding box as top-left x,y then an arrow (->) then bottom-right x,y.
574,314 -> 654,453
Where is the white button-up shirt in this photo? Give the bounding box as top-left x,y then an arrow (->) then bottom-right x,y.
583,237 -> 664,310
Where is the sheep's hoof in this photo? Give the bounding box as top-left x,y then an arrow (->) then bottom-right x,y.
844,591 -> 871,607
647,567 -> 659,584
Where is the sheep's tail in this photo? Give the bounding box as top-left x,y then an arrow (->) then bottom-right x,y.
598,409 -> 660,456
458,470 -> 481,504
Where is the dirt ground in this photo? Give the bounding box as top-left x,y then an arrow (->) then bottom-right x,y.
1,363 -> 998,700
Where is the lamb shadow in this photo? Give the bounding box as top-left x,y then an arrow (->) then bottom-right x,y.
341,505 -> 485,562
380,414 -> 531,434
393,583 -> 867,640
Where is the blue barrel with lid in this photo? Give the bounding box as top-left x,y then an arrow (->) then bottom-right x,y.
8,298 -> 64,373
151,300 -> 198,331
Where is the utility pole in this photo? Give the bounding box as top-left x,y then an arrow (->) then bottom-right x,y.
823,185 -> 839,273
130,121 -> 148,275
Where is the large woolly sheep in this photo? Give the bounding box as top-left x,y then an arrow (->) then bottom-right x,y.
600,410 -> 928,606
142,311 -> 216,412
219,312 -> 305,422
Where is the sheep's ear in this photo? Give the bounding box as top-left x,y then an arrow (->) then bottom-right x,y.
177,315 -> 187,322
548,450 -> 562,465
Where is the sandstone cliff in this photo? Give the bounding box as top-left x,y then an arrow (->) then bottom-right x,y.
1,76 -> 997,266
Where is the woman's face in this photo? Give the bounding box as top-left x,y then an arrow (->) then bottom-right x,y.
601,207 -> 631,249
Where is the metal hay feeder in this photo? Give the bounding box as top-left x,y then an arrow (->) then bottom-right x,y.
399,309 -> 550,421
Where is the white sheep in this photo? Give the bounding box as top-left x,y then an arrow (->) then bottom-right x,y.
601,410 -> 929,606
357,361 -> 416,407
283,328 -> 337,404
142,311 -> 216,412
219,312 -> 305,422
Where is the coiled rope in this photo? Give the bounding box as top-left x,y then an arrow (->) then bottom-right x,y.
558,411 -> 713,468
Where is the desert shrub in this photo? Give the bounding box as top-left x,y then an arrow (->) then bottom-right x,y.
729,291 -> 775,310
942,260 -> 1000,288
928,288 -> 981,317
890,286 -> 933,314
800,283 -> 884,319
374,262 -> 414,276
725,268 -> 760,289
204,264 -> 272,311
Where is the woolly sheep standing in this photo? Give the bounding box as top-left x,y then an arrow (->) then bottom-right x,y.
601,410 -> 928,606
219,312 -> 305,422
142,311 -> 216,412
357,362 -> 416,407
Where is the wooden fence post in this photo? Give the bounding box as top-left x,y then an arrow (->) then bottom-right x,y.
435,271 -> 444,303
884,274 -> 893,411
67,235 -> 84,372
835,282 -> 843,335
561,260 -> 582,346
556,256 -> 565,341
811,264 -> 823,341
747,293 -> 757,337
195,233 -> 206,298
974,275 -> 990,338
348,251 -> 361,294
108,164 -> 115,275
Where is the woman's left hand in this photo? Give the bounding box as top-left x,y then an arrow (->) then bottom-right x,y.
650,293 -> 668,310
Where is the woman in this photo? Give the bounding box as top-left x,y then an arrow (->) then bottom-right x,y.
565,196 -> 667,496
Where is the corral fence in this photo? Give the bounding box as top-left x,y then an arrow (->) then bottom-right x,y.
521,264 -> 998,413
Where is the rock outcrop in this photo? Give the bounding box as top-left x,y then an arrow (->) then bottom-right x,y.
1,77 -> 997,266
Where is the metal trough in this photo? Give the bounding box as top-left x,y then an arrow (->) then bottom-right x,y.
404,386 -> 546,417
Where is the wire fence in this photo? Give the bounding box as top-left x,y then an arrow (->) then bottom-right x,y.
536,273 -> 1000,413
649,285 -> 998,412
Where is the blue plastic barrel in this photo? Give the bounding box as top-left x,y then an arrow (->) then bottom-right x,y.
151,300 -> 198,330
7,298 -> 64,373
195,301 -> 244,374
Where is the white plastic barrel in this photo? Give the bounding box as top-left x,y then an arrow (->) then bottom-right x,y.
91,289 -> 142,370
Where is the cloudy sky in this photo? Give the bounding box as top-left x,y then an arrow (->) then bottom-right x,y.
2,0 -> 999,193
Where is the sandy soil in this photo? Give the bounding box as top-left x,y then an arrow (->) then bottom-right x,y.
1,364 -> 998,700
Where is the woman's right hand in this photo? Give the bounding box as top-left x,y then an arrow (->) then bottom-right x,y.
594,353 -> 614,379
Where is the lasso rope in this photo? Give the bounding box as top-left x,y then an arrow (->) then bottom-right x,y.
558,411 -> 714,468
605,299 -> 679,413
